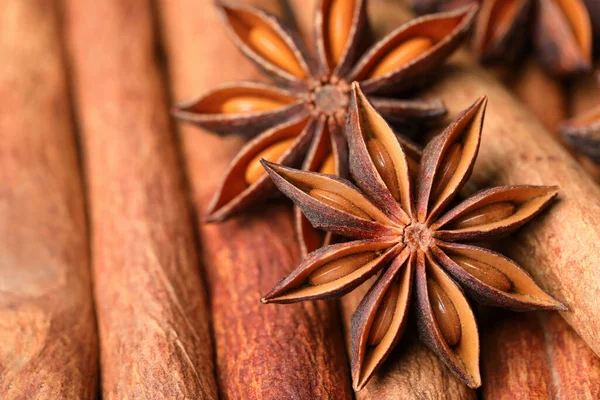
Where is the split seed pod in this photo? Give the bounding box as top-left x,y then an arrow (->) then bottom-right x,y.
173,0 -> 478,255
261,82 -> 564,391
560,104 -> 600,164
413,0 -> 592,76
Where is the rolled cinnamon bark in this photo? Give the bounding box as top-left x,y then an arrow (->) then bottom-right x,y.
63,0 -> 218,397
508,60 -> 567,138
156,0 -> 353,397
481,311 -> 600,398
0,0 -> 98,398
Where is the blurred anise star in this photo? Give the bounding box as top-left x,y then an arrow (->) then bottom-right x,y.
261,83 -> 564,390
173,0 -> 477,255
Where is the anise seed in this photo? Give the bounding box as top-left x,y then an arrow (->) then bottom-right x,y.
367,280 -> 399,346
246,24 -> 306,78
328,0 -> 355,64
221,95 -> 287,114
367,138 -> 402,201
427,278 -> 461,346
369,37 -> 433,78
453,255 -> 513,292
430,142 -> 462,201
451,202 -> 516,229
308,251 -> 377,285
245,138 -> 296,185
309,188 -> 373,220
318,153 -> 336,175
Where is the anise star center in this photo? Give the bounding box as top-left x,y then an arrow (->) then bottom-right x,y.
403,222 -> 432,252
310,80 -> 350,117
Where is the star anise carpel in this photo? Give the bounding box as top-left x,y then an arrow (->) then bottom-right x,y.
261,82 -> 564,391
173,0 -> 477,256
414,0 -> 593,76
561,103 -> 600,164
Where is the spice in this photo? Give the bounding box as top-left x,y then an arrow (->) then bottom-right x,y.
174,0 -> 477,255
0,0 -> 98,397
413,0 -> 592,76
481,311 -> 600,399
63,0 -> 218,397
157,0 -> 354,397
262,83 -> 563,390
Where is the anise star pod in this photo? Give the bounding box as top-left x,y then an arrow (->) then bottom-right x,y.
173,0 -> 477,256
413,0 -> 592,76
261,82 -> 564,390
561,104 -> 600,164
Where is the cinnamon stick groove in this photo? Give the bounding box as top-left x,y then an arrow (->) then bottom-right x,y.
0,0 -> 98,397
157,0 -> 353,398
62,0 -> 218,397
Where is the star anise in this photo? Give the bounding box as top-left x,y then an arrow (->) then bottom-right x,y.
173,0 -> 477,255
561,104 -> 600,164
413,0 -> 592,76
261,82 -> 564,390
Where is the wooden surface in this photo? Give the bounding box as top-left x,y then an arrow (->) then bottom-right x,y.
0,0 -> 98,398
62,0 -> 218,398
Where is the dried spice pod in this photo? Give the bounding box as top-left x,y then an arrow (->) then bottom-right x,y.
262,83 -> 563,390
173,0 -> 478,255
412,0 -> 592,76
0,0 -> 98,397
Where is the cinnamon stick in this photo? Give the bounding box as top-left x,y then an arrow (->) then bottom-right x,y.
481,311 -> 600,398
156,0 -> 353,397
0,0 -> 98,397
62,0 -> 217,397
508,60 -> 567,138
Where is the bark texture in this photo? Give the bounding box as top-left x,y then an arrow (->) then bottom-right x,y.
481,311 -> 600,399
156,0 -> 353,398
63,0 -> 218,397
0,0 -> 98,398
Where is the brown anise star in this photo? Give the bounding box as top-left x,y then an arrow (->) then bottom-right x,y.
414,0 -> 592,76
261,82 -> 564,391
173,0 -> 477,255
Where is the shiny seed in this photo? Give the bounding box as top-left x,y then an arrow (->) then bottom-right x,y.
367,138 -> 401,201
368,281 -> 399,346
309,189 -> 372,220
369,37 -> 433,78
245,138 -> 296,185
318,154 -> 336,175
221,95 -> 287,114
308,252 -> 377,285
451,202 -> 516,229
328,0 -> 355,64
453,255 -> 513,292
247,25 -> 306,78
430,143 -> 462,201
427,278 -> 461,346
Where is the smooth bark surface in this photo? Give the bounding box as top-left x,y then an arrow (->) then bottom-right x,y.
63,0 -> 217,397
0,0 -> 98,398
